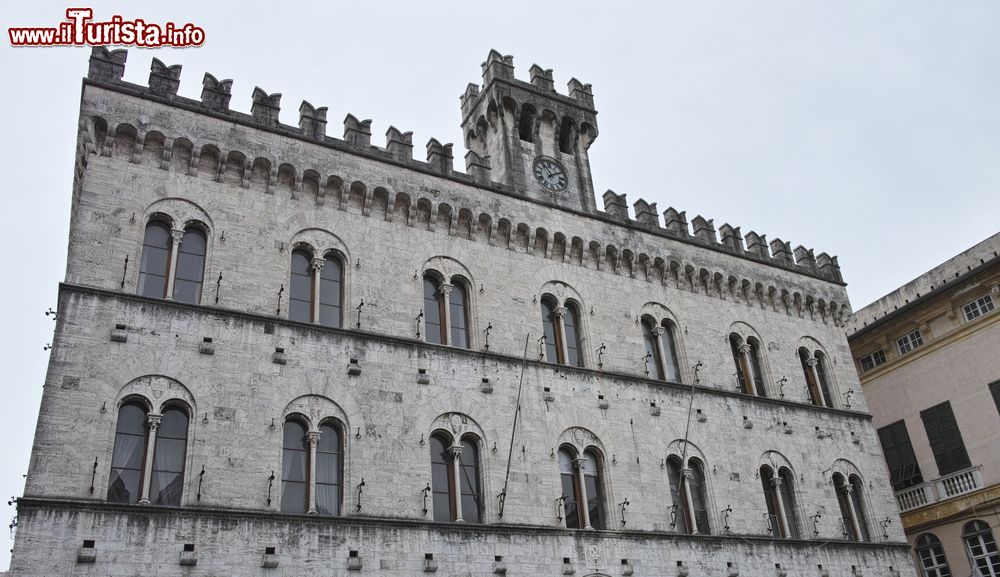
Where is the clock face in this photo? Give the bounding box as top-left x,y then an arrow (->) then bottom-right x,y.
532,157 -> 569,192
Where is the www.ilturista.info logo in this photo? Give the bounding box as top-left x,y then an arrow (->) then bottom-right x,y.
9,8 -> 205,47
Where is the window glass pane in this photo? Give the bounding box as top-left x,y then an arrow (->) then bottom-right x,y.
150,408 -> 188,506
280,420 -> 307,513
449,283 -> 469,349
760,467 -> 780,537
642,320 -> 664,380
137,221 -> 171,298
564,306 -> 583,368
849,476 -> 870,541
833,475 -> 854,539
108,403 -> 147,503
315,424 -> 341,516
172,228 -> 206,304
917,534 -> 952,577
662,323 -> 681,382
778,469 -> 800,538
430,435 -> 452,521
666,458 -> 688,534
289,251 -> 312,322
583,451 -> 604,529
540,299 -> 559,363
424,278 -> 443,345
319,256 -> 342,327
815,353 -> 833,407
991,381 -> 1000,418
459,439 -> 480,522
689,461 -> 710,534
559,449 -> 580,529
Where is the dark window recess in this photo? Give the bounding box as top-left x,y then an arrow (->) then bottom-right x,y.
877,420 -> 924,491
920,402 -> 972,476
990,380 -> 1000,418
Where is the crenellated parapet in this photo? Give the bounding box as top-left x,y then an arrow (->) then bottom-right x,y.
81,47 -> 843,287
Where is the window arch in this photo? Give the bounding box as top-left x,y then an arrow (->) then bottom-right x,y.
760,465 -> 799,538
289,248 -> 343,326
430,431 -> 482,523
422,273 -> 471,348
730,334 -> 765,396
800,347 -> 834,407
915,533 -> 952,577
833,473 -> 870,541
540,295 -> 584,367
557,446 -> 605,529
964,520 -> 1000,576
108,399 -> 189,506
137,220 -> 207,304
666,455 -> 710,535
280,417 -> 344,516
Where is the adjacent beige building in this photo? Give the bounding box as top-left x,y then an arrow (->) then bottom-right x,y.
847,232 -> 1000,576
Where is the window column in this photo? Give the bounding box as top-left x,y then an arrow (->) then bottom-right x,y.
448,443 -> 464,522
553,306 -> 570,364
137,413 -> 162,504
770,475 -> 790,538
737,344 -> 757,396
305,430 -> 321,514
310,258 -> 325,324
681,467 -> 699,535
839,479 -> 863,540
163,229 -> 185,300
806,356 -> 826,406
439,284 -> 454,345
573,457 -> 592,529
651,326 -> 668,379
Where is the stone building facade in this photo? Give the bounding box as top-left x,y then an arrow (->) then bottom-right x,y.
847,233 -> 1000,576
10,48 -> 915,576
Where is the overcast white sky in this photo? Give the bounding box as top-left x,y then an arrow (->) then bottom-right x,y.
1,1 -> 998,568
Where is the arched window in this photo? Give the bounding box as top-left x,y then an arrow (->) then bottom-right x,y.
422,274 -> 471,349
964,520 -> 1000,576
833,473 -> 870,541
667,456 -> 710,535
280,418 -> 344,516
429,432 -> 482,522
108,402 -> 148,503
641,318 -> 664,380
915,533 -> 952,577
108,400 -> 189,506
729,334 -> 766,396
172,228 -> 206,304
557,447 -> 604,529
800,348 -> 834,407
761,466 -> 799,538
137,221 -> 171,298
280,419 -> 308,513
315,422 -> 342,516
137,221 -> 207,303
518,104 -> 536,142
848,475 -> 870,541
661,321 -> 682,382
540,296 -> 584,367
149,406 -> 189,506
289,249 -> 344,327
746,338 -> 767,397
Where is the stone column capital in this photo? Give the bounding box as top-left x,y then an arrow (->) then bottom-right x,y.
170,228 -> 186,244
737,343 -> 752,355
146,413 -> 163,430
770,476 -> 784,488
840,482 -> 854,495
572,457 -> 587,472
447,443 -> 463,460
306,430 -> 322,446
805,357 -> 819,367
310,257 -> 325,271
553,306 -> 568,319
650,326 -> 666,337
438,283 -> 454,298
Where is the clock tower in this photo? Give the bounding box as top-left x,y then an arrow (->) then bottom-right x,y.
460,50 -> 599,212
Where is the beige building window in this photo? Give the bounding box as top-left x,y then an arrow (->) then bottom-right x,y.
963,520 -> 1000,576
896,330 -> 924,354
915,533 -> 951,577
963,294 -> 996,321
858,349 -> 886,372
